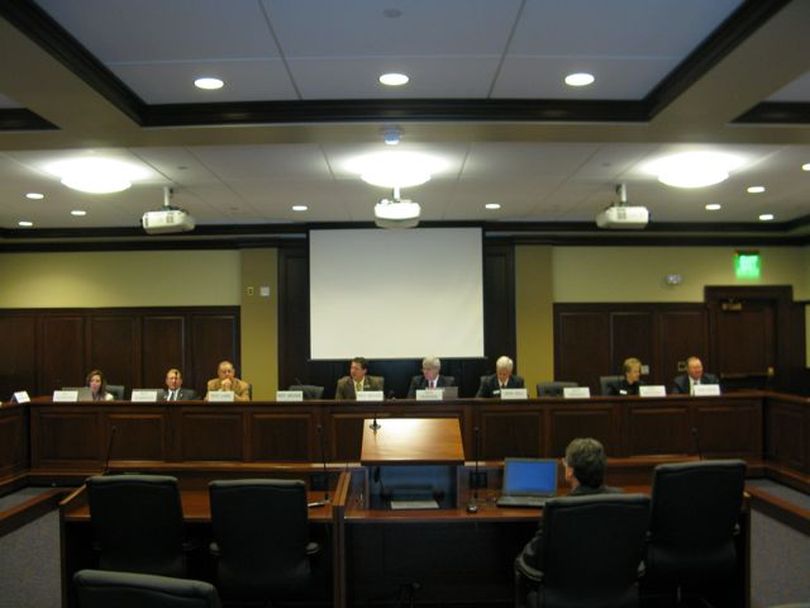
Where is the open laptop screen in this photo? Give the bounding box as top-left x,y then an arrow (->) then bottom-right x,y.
502,458 -> 558,496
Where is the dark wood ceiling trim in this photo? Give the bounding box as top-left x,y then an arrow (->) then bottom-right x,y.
642,0 -> 792,119
0,0 -> 145,123
733,102 -> 810,124
0,108 -> 57,131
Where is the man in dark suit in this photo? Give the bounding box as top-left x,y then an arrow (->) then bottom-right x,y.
516,438 -> 620,573
161,368 -> 198,401
671,356 -> 720,395
335,357 -> 384,400
406,356 -> 455,399
476,355 -> 524,398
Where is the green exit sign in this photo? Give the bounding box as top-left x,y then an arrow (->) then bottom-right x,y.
735,251 -> 761,279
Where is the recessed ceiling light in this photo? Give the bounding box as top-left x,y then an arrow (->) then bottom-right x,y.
18,220 -> 33,227
705,203 -> 722,211
485,203 -> 501,210
379,72 -> 409,86
70,209 -> 87,216
747,186 -> 765,194
644,152 -> 743,188
292,205 -> 308,212
564,72 -> 595,87
44,157 -> 150,194
383,127 -> 401,145
25,192 -> 44,200
194,77 -> 224,90
759,213 -> 774,221
802,163 -> 810,171
345,151 -> 446,189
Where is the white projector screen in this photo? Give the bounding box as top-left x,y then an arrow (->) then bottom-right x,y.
309,228 -> 484,360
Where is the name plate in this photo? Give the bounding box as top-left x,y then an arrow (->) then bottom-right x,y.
208,390 -> 235,402
416,388 -> 443,401
639,385 -> 667,398
53,390 -> 78,403
693,384 -> 721,396
276,390 -> 304,402
131,389 -> 158,402
563,387 -> 591,399
356,390 -> 384,402
500,388 -> 528,400
13,391 -> 31,404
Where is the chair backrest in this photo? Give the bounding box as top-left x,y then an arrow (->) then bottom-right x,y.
209,479 -> 313,601
74,569 -> 221,608
647,459 -> 746,586
106,384 -> 125,400
86,475 -> 186,577
541,494 -> 650,608
599,375 -> 624,395
536,381 -> 578,398
289,384 -> 325,400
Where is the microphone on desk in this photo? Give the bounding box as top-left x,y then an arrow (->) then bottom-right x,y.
467,426 -> 481,513
103,426 -> 117,475
369,412 -> 381,432
317,424 -> 330,502
386,390 -> 396,401
691,427 -> 703,461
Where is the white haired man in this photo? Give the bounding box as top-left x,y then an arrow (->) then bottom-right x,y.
476,355 -> 524,398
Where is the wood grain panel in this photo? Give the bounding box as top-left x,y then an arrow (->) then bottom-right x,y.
714,305 -> 774,376
766,403 -> 805,470
695,402 -> 762,456
178,412 -> 243,460
0,315 -> 36,400
626,406 -> 689,456
88,315 -> 138,391
330,413 -> 371,461
610,312 -> 654,375
251,413 -> 313,461
39,316 -> 85,392
35,411 -> 99,463
555,311 -> 610,393
189,314 -> 240,398
478,409 -> 541,459
105,413 -> 166,461
141,316 -> 186,389
548,407 -> 615,456
657,309 -> 708,384
0,408 -> 27,476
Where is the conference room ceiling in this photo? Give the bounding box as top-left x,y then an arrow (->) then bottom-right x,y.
0,0 -> 809,245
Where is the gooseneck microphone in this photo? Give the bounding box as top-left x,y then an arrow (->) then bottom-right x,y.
467,426 -> 481,513
369,412 -> 381,432
691,427 -> 703,461
317,424 -> 330,501
103,426 -> 117,475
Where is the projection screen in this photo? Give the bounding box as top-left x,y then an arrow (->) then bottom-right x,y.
309,228 -> 484,360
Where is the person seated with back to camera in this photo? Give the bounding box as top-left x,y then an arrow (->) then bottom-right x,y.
206,360 -> 251,401
476,355 -> 524,398
86,369 -> 114,401
671,356 -> 720,395
606,357 -> 645,396
335,357 -> 384,400
406,356 -> 455,399
515,437 -> 621,574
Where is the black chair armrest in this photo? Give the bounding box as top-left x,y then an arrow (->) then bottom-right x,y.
209,541 -> 220,558
305,541 -> 320,556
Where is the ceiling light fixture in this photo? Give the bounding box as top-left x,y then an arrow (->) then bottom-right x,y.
644,152 -> 742,188
564,72 -> 595,87
374,186 -> 421,229
759,213 -> 774,221
70,210 -> 87,216
346,151 -> 445,189
44,157 -> 150,194
747,186 -> 765,194
485,203 -> 501,210
194,77 -> 224,90
292,204 -> 308,212
18,220 -> 33,227
802,163 -> 810,171
705,203 -> 722,211
379,72 -> 409,86
25,192 -> 44,200
383,126 -> 401,145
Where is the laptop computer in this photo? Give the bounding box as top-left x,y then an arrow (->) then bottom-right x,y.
441,386 -> 459,400
496,458 -> 558,508
62,387 -> 94,402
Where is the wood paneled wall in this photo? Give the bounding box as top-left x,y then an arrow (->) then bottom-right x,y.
0,307 -> 239,398
278,244 -> 516,399
554,303 -> 709,393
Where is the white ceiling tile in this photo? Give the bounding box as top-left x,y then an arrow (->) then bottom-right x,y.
0,93 -> 22,109
768,70 -> 810,102
190,145 -> 331,180
462,143 -> 599,177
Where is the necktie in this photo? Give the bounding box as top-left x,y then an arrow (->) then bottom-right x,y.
355,381 -> 363,393
430,380 -> 435,389
169,390 -> 176,401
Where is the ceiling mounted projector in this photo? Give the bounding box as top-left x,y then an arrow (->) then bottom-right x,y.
142,187 -> 196,235
596,183 -> 649,230
374,187 -> 421,228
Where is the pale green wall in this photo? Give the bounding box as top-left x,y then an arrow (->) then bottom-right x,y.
515,245 -> 554,396
0,250 -> 240,307
240,249 -> 278,399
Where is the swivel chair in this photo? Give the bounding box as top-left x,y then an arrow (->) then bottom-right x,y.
105,384 -> 125,400
209,479 -> 321,603
86,475 -> 187,577
289,384 -> 325,400
536,381 -> 578,398
599,375 -> 624,396
515,494 -> 650,608
644,460 -> 747,607
74,569 -> 220,608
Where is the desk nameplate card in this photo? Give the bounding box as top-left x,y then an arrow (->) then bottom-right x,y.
357,391 -> 384,402
208,390 -> 235,402
130,389 -> 158,402
639,385 -> 667,398
53,390 -> 78,403
12,391 -> 30,404
276,390 -> 304,402
693,384 -> 721,396
416,389 -> 443,401
563,387 -> 591,399
500,388 -> 528,400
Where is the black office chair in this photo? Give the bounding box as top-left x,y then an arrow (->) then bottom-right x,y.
209,479 -> 321,603
289,384 -> 325,400
74,569 -> 221,608
644,460 -> 747,607
515,494 -> 650,608
536,381 -> 578,398
105,384 -> 125,400
599,375 -> 624,396
86,475 -> 187,577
